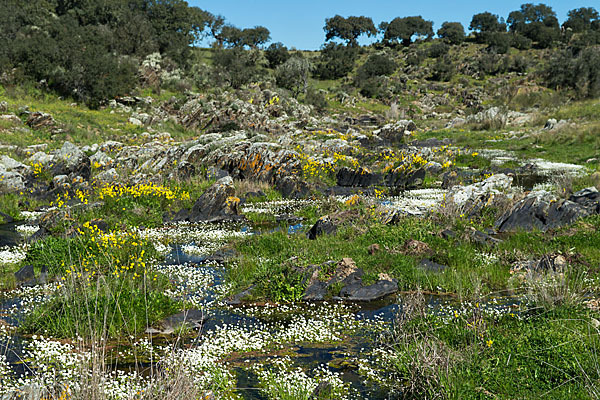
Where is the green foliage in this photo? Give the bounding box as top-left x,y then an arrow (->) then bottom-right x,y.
437,22 -> 466,45
470,12 -> 506,33
382,16 -> 434,46
304,87 -> 329,112
430,55 -> 455,82
427,42 -> 450,58
546,46 -> 600,98
504,4 -> 560,48
563,7 -> 600,32
382,306 -> 600,399
315,43 -> 359,80
275,56 -> 314,97
324,15 -> 377,46
0,0 -> 213,106
213,48 -> 264,89
265,42 -> 290,69
22,274 -> 179,339
355,53 -> 396,97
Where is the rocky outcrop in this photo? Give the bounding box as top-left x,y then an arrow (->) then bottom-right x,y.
495,188 -> 600,232
175,177 -> 242,223
303,258 -> 398,302
52,141 -> 91,180
444,173 -> 513,216
306,216 -> 337,240
336,167 -> 381,187
373,120 -> 416,143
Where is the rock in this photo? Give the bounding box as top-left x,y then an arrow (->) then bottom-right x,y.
0,170 -> 25,192
469,228 -> 502,246
446,174 -> 513,208
307,216 -> 337,240
128,117 -> 143,126
339,276 -> 398,301
373,120 -> 417,143
445,117 -> 466,129
419,259 -> 447,272
226,286 -> 256,305
568,187 -> 600,213
95,168 -> 119,184
26,111 -> 63,133
0,211 -> 14,224
310,381 -> 334,399
495,191 -> 594,232
14,264 -> 34,283
368,244 -> 380,255
90,151 -> 113,168
336,167 -> 381,187
27,151 -> 54,166
385,168 -> 426,191
425,161 -> 443,174
0,155 -> 30,173
440,229 -> 456,239
53,141 -> 91,180
467,107 -> 506,126
206,166 -> 229,180
0,113 -> 22,124
276,176 -> 311,199
511,253 -> 568,275
0,101 -> 7,112
544,118 -> 557,130
179,176 -> 241,222
147,309 -> 206,334
404,239 -> 432,255
52,175 -> 70,190
303,258 -> 398,302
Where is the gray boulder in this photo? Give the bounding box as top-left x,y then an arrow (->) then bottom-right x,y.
177,176 -> 241,222
53,141 -> 91,180
495,191 -> 597,232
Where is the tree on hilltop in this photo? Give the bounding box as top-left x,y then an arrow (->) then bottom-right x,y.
381,16 -> 433,46
324,15 -> 377,46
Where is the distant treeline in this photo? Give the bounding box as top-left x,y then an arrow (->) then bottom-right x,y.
1,1 -> 600,105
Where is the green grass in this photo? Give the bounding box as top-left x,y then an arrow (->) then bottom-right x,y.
379,306 -> 600,399
20,229 -> 181,339
227,204 -> 600,302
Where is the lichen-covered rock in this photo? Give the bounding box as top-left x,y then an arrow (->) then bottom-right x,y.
495,191 -> 596,232
53,141 -> 91,180
177,176 -> 241,222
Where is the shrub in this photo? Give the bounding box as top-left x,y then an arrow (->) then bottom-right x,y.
430,55 -> 455,81
213,48 -> 264,89
275,56 -> 314,97
265,42 -> 290,69
304,87 -> 328,112
355,53 -> 396,97
315,42 -> 358,80
546,46 -> 600,98
427,42 -> 450,58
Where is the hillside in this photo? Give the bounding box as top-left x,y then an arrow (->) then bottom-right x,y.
1,1 -> 600,399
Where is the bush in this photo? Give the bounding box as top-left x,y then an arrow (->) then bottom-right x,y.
275,56 -> 314,97
427,42 -> 450,58
213,48 -> 263,89
430,55 -> 455,81
304,87 -> 328,112
546,46 -> 600,98
315,43 -> 358,80
355,53 -> 396,97
511,33 -> 533,50
265,42 -> 290,69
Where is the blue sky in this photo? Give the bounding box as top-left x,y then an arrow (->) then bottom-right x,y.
190,1 -> 595,49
